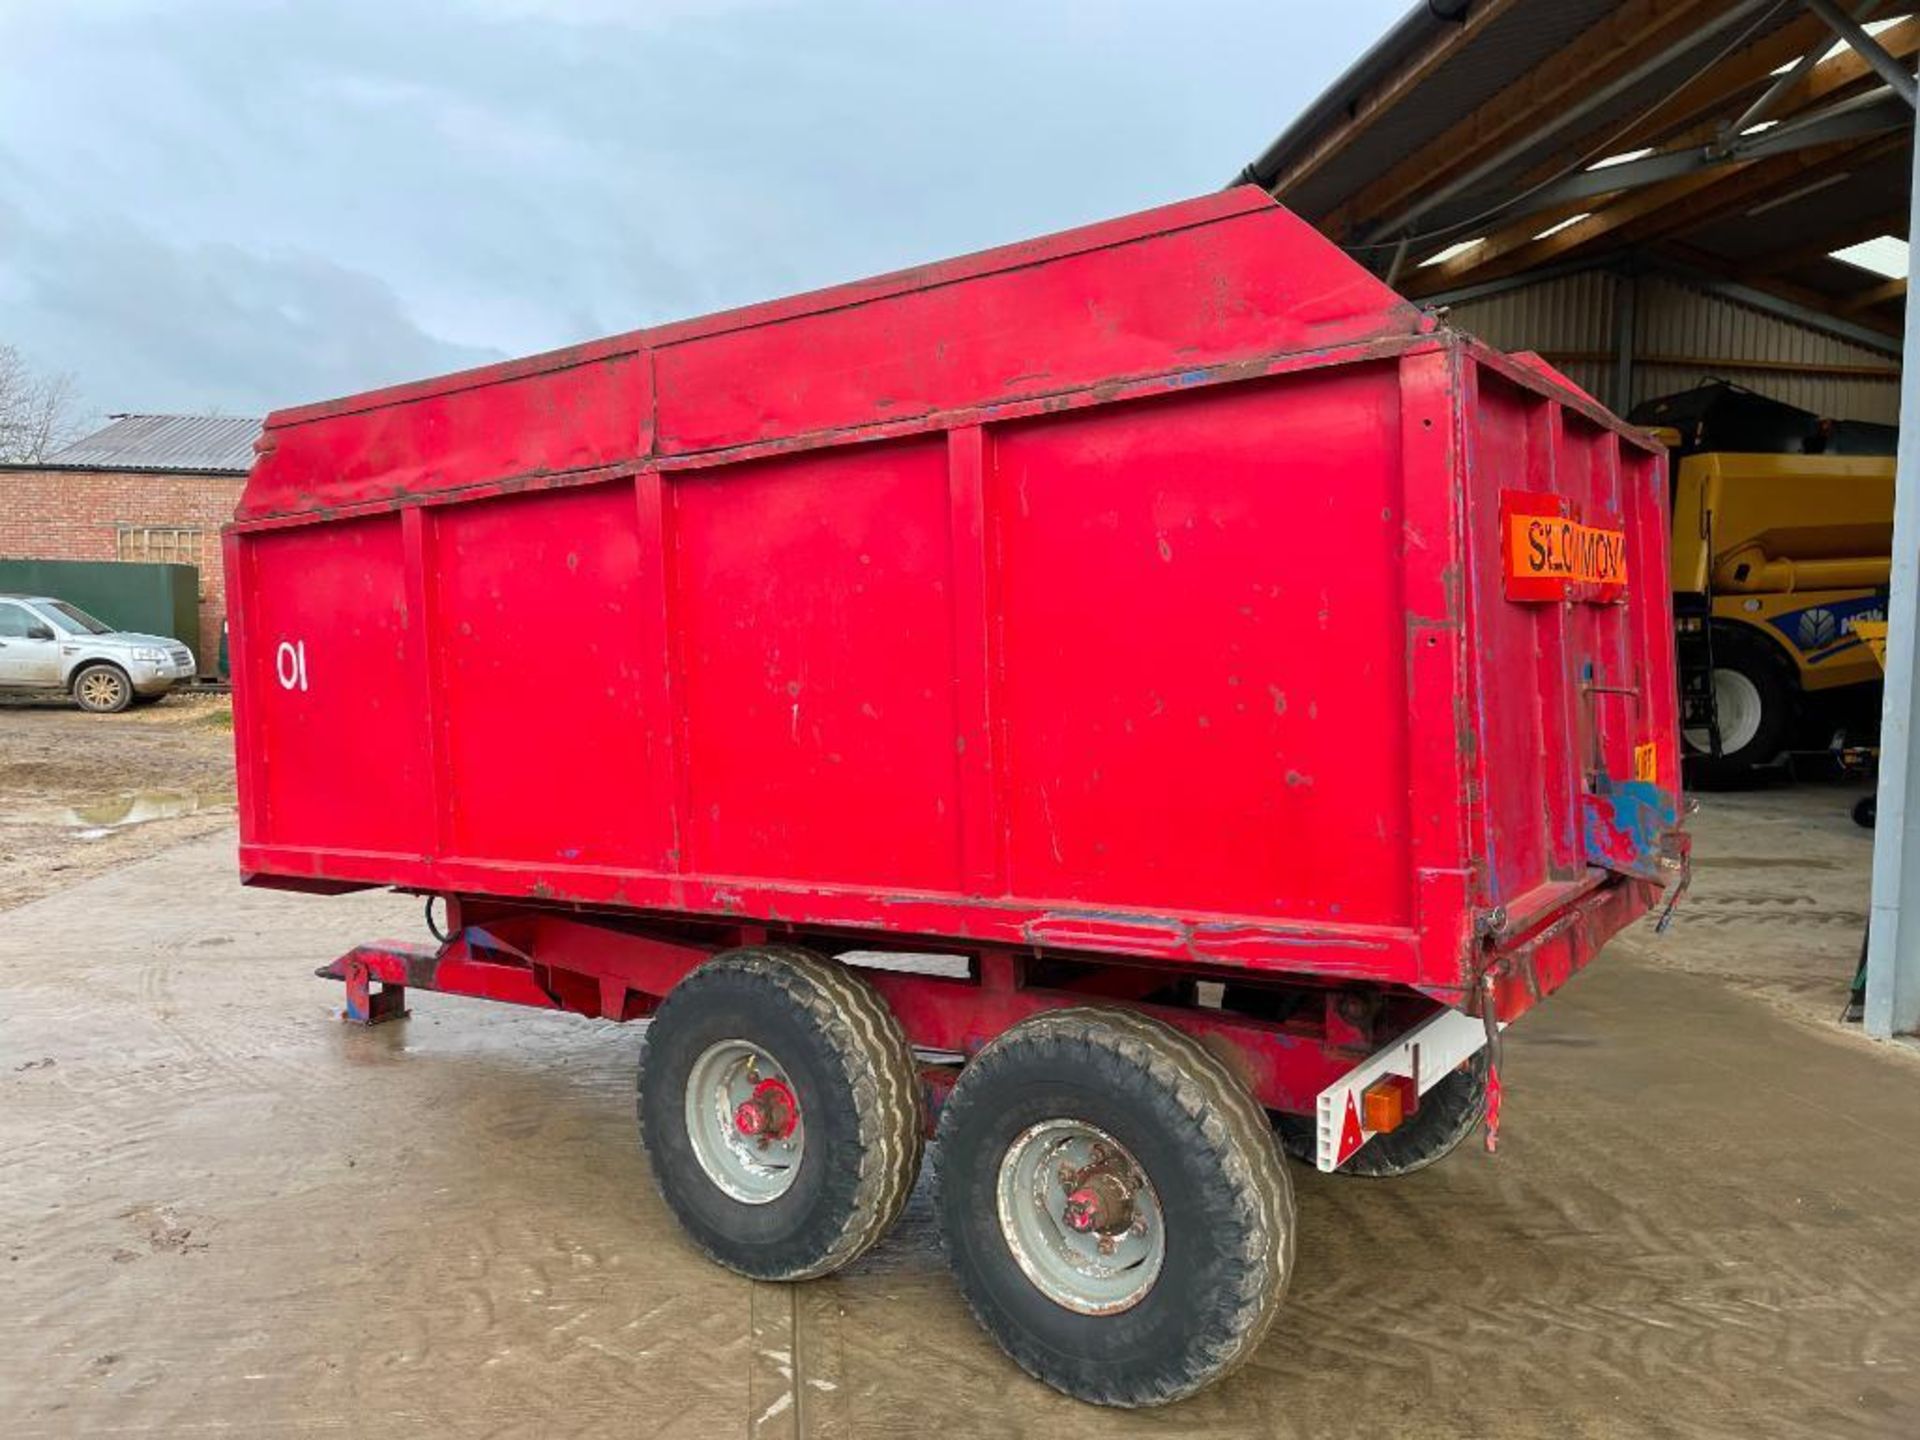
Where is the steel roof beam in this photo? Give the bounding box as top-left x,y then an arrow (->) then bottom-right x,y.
1805,0 -> 1918,107
1411,15 -> 1920,248
1721,0 -> 1880,145
1510,88 -> 1907,212
1359,0 -> 1779,245
1404,134 -> 1891,300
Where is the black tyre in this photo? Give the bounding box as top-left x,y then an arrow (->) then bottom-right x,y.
71,663 -> 133,714
1682,623 -> 1797,785
1854,794 -> 1877,829
935,1007 -> 1293,1408
637,946 -> 922,1281
1274,1052 -> 1489,1177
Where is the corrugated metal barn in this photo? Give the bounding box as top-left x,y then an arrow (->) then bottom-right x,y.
1236,0 -> 1920,1040
1236,0 -> 1908,426
1442,268 -> 1898,423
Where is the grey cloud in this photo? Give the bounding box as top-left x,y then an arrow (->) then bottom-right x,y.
0,0 -> 1409,415
0,192 -> 503,414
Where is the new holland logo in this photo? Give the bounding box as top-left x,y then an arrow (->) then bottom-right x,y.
1796,608 -> 1838,650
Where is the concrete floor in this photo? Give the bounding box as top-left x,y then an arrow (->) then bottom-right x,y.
4,774 -> 1920,1436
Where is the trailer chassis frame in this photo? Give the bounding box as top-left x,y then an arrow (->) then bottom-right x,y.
319,875 -> 1652,1169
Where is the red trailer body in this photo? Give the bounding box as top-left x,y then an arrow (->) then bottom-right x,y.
229,188 -> 1683,1405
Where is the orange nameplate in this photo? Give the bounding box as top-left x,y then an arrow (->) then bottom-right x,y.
1502,502 -> 1627,600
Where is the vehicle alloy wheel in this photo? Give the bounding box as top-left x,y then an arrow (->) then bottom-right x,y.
73,664 -> 132,714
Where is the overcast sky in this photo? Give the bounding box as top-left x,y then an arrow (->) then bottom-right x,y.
0,1 -> 1409,420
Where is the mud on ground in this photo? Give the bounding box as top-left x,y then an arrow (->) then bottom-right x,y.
0,693 -> 236,913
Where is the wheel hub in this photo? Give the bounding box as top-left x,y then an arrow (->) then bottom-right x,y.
733,1077 -> 799,1141
684,1039 -> 805,1204
995,1121 -> 1164,1314
1060,1162 -> 1135,1235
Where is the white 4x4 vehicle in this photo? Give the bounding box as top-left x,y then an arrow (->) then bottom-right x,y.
0,594 -> 197,713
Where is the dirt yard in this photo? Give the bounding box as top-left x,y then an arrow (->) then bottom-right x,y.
2,726 -> 1918,1437
0,694 -> 236,912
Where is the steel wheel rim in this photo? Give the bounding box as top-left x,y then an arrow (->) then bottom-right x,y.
995,1119 -> 1165,1315
683,1038 -> 804,1204
80,671 -> 124,709
1683,667 -> 1762,754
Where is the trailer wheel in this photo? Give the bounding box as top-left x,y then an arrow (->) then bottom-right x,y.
935,1007 -> 1293,1407
1275,1052 -> 1489,1177
637,946 -> 923,1281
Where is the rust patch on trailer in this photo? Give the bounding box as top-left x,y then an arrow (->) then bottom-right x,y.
1455,691 -> 1477,759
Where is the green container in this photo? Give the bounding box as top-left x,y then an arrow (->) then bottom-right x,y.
0,559 -> 201,671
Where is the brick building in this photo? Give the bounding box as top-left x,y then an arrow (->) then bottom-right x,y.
0,414 -> 259,672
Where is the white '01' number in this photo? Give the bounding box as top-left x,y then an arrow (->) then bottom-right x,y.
277,639 -> 309,692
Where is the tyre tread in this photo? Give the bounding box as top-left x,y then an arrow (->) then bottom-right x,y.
638,946 -> 924,1281
937,1005 -> 1293,1407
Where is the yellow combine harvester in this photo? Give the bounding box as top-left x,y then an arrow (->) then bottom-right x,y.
1632,382 -> 1896,785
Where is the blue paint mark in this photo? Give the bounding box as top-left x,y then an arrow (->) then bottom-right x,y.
1173,368 -> 1212,388
1583,776 -> 1677,880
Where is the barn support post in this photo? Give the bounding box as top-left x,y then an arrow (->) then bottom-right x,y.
1864,85 -> 1920,1040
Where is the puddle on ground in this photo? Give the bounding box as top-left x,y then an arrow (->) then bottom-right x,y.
60,790 -> 234,838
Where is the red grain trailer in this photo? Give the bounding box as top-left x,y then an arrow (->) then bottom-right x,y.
229,188 -> 1685,1406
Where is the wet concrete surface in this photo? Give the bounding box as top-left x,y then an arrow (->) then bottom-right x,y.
1654,776 -> 1881,1039
3,785 -> 1919,1437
